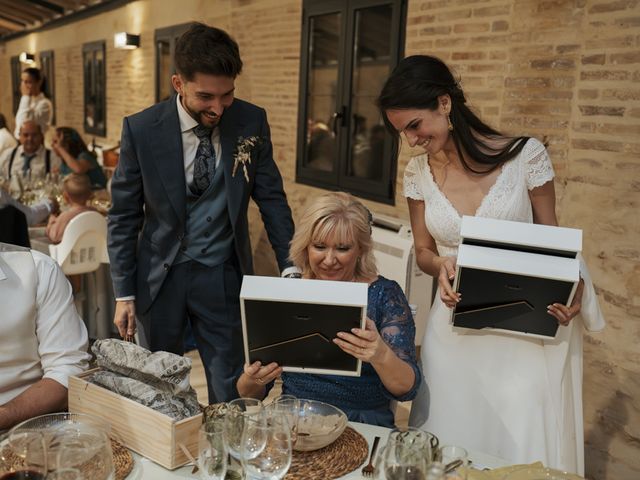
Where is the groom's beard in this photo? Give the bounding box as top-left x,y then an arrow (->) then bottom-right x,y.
182,97 -> 222,127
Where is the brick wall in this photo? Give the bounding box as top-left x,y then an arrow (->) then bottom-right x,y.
0,1 -> 638,477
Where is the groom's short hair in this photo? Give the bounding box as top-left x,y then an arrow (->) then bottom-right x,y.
175,22 -> 243,80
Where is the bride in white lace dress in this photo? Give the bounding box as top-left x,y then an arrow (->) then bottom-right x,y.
377,55 -> 605,475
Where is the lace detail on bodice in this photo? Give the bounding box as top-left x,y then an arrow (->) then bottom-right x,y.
402,138 -> 555,258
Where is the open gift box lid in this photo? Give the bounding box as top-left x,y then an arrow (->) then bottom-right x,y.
451,216 -> 582,339
240,275 -> 368,376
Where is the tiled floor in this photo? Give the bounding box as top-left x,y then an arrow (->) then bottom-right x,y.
185,350 -> 411,427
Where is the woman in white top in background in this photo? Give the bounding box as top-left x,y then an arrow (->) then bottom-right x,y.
377,55 -> 605,475
14,67 -> 53,139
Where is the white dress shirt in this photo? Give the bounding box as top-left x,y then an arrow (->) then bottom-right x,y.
0,245 -> 90,405
0,144 -> 59,180
176,95 -> 221,193
14,93 -> 53,139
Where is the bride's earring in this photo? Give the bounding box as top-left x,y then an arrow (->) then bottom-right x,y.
447,114 -> 453,132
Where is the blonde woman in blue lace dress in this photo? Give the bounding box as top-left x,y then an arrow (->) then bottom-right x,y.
237,192 -> 421,427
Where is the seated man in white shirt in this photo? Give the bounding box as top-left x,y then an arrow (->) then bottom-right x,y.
0,242 -> 91,430
0,120 -> 58,181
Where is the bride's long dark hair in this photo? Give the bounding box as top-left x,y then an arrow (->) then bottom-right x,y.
377,55 -> 529,173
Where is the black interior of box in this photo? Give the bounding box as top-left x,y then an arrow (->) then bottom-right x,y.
462,238 -> 577,258
244,299 -> 361,372
453,267 -> 574,337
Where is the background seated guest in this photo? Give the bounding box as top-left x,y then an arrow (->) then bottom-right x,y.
52,127 -> 107,189
14,67 -> 53,140
46,173 -> 97,244
237,192 -> 421,427
0,113 -> 17,156
0,121 -> 57,180
0,243 -> 90,430
0,187 -> 57,226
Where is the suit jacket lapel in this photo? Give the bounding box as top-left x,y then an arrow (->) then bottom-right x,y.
219,101 -> 246,225
149,97 -> 186,224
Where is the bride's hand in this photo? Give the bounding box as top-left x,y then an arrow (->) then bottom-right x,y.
438,256 -> 460,308
548,278 -> 584,326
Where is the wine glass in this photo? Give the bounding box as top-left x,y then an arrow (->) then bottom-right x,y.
2,430 -> 48,479
223,398 -> 264,477
268,395 -> 300,446
378,428 -> 429,480
240,412 -> 292,480
52,424 -> 115,480
198,420 -> 228,480
438,445 -> 468,480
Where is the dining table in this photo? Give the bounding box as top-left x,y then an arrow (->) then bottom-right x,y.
127,421 -> 510,479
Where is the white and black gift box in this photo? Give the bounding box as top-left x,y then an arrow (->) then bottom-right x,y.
451,216 -> 582,339
240,275 -> 368,376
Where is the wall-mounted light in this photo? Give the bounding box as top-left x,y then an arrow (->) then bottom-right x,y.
19,52 -> 36,64
114,32 -> 140,50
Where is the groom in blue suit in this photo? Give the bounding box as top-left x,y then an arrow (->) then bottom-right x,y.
107,23 -> 296,402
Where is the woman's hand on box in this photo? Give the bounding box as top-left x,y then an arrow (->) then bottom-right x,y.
334,318 -> 388,364
437,256 -> 460,308
548,278 -> 584,326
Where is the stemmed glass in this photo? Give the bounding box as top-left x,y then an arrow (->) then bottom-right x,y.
52,424 -> 115,480
267,395 -> 300,447
376,428 -> 429,480
438,445 -> 468,480
2,430 -> 47,479
240,411 -> 292,480
198,420 -> 228,480
223,398 -> 265,478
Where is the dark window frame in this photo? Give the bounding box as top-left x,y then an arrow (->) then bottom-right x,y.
40,50 -> 56,125
82,40 -> 107,137
296,0 -> 406,205
154,22 -> 192,103
10,55 -> 21,114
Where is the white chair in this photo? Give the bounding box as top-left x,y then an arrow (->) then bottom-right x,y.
49,211 -> 109,275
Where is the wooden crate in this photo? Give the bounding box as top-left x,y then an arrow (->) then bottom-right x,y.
68,368 -> 202,470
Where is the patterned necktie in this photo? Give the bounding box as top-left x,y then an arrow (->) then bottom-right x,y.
190,125 -> 215,196
22,152 -> 36,175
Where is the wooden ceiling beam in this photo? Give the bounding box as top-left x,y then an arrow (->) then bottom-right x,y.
0,1 -> 48,22
0,16 -> 24,31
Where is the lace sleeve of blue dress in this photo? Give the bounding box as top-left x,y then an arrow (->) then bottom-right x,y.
370,276 -> 422,402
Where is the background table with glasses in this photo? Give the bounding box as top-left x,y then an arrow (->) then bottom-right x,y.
128,422 -> 509,479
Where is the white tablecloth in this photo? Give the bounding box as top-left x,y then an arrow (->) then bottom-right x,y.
29,229 -> 117,339
127,422 -> 509,479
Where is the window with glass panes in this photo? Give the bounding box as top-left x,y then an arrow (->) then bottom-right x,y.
296,0 -> 406,204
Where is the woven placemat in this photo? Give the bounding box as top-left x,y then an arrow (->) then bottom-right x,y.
0,438 -> 133,480
285,426 -> 369,480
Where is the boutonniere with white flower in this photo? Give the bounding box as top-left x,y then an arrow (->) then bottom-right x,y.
232,136 -> 262,183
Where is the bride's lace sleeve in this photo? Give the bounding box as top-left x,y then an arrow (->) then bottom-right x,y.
403,156 -> 425,201
524,138 -> 555,190
374,279 -> 422,401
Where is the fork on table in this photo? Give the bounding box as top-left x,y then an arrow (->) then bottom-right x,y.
361,435 -> 381,477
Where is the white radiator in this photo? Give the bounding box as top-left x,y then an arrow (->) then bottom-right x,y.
370,213 -> 434,346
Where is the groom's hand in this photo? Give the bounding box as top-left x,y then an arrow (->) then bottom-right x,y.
114,300 -> 136,338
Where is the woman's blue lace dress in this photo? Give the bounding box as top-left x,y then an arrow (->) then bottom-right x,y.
281,276 -> 422,427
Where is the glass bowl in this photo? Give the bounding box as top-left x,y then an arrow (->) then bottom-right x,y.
293,399 -> 347,451
502,466 -> 584,480
8,413 -> 112,465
